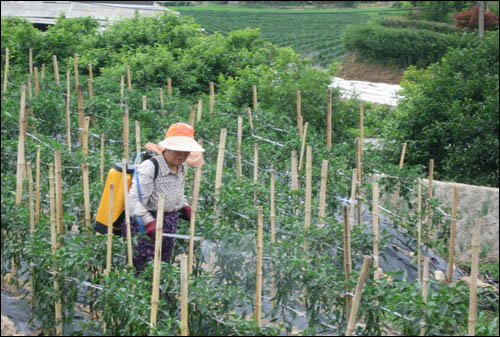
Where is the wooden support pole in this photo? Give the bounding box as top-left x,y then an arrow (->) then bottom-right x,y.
3,48 -> 9,92
88,64 -> 93,104
237,116 -> 243,178
27,161 -> 35,317
420,256 -> 430,336
417,183 -> 423,282
270,169 -> 276,244
349,169 -> 358,229
254,143 -> 259,204
41,64 -> 45,83
256,206 -> 263,325
49,164 -> 63,336
252,84 -> 258,111
392,142 -> 407,204
35,146 -> 41,223
167,78 -> 172,97
135,121 -> 141,156
213,129 -> 227,224
468,219 -> 481,336
180,254 -> 189,336
105,184 -> 115,276
122,158 -> 133,268
120,75 -> 124,107
16,85 -> 26,205
298,115 -> 303,140
151,193 -> 165,326
318,160 -> 328,226
188,164 -> 202,275
298,122 -> 309,171
34,67 -> 39,96
100,134 -> 105,186
346,255 -> 372,336
356,137 -> 362,226
448,186 -> 458,283
27,74 -> 32,101
142,95 -> 147,110
52,55 -> 59,85
189,104 -> 195,127
77,84 -> 84,145
74,54 -> 79,92
304,145 -> 312,230
373,181 -> 380,273
29,48 -> 33,75
55,150 -> 63,246
209,82 -> 214,113
82,117 -> 89,161
343,206 -> 352,319
126,65 -> 132,91
327,87 -> 332,150
197,99 -> 203,122
82,161 -> 91,230
123,98 -> 129,160
247,107 -> 254,131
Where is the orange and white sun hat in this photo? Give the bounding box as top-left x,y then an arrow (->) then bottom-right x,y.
158,122 -> 205,152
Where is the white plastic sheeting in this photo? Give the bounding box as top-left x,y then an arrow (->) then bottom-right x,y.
329,77 -> 404,106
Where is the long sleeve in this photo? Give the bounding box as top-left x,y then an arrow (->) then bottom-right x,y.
129,159 -> 156,224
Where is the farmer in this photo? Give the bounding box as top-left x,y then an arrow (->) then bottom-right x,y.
124,122 -> 205,272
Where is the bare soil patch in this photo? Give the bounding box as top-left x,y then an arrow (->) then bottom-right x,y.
337,54 -> 405,84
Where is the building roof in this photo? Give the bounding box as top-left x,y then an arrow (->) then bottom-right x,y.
1,1 -> 177,27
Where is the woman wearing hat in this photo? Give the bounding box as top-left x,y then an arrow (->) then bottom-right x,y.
124,122 -> 205,271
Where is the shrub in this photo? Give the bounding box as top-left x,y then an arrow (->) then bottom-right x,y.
375,16 -> 458,34
382,31 -> 499,187
453,6 -> 499,32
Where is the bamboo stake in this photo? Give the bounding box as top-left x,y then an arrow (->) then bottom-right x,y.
82,116 -> 89,161
77,84 -> 84,144
35,146 -> 41,223
252,84 -> 258,111
256,206 -> 263,325
327,87 -> 332,150
448,186 -> 459,283
105,184 -> 115,276
181,254 -> 189,336
168,77 -> 172,97
34,66 -> 39,96
135,121 -> 141,156
122,158 -> 133,268
343,206 -> 352,320
55,150 -> 63,246
373,181 -> 380,274
237,116 -> 243,178
349,169 -> 358,229
52,55 -> 59,85
41,63 -> 45,83
150,193 -> 165,326
356,137 -> 362,226
100,134 -> 105,186
27,161 -> 35,322
189,104 -> 195,127
318,160 -> 328,226
426,159 -> 434,246
29,48 -> 33,75
298,122 -> 309,171
468,219 -> 481,336
82,161 -> 91,230
188,164 -> 202,275
291,150 -> 299,190
297,90 -> 301,135
88,64 -> 93,103
74,54 -> 79,92
247,107 -> 254,131
159,87 -> 164,111
304,146 -> 312,230
346,255 -> 372,336
126,65 -> 132,91
142,95 -> 147,110
417,183 -> 422,282
3,48 -> 8,92
420,256 -> 430,336
213,129 -> 227,224
392,142 -> 407,204
270,169 -> 276,244
123,98 -> 129,160
49,164 -> 63,336
254,143 -> 259,204
16,85 -> 26,205
197,99 -> 203,122
64,81 -> 70,152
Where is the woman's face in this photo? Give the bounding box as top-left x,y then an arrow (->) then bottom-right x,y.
163,149 -> 190,168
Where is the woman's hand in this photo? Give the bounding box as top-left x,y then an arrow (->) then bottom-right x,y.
179,206 -> 191,222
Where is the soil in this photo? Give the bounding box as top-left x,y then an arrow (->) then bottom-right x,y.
337,54 -> 405,84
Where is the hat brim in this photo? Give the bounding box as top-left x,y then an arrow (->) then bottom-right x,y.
158,136 -> 205,152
